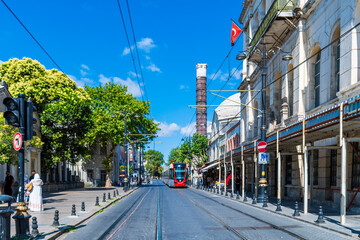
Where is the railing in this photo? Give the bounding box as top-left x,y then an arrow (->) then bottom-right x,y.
249,0 -> 299,53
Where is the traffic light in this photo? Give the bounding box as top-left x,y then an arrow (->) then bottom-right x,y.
25,100 -> 37,141
3,97 -> 20,126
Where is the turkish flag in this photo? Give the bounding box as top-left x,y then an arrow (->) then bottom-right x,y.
231,22 -> 242,46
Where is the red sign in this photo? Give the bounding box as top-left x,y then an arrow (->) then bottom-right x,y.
257,141 -> 267,153
13,132 -> 22,151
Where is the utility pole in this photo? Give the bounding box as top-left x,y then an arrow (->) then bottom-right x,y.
124,112 -> 128,191
189,138 -> 192,186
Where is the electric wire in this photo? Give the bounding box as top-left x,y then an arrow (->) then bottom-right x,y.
125,0 -> 149,103
116,0 -> 145,102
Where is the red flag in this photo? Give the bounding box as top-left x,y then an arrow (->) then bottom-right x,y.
231,22 -> 242,46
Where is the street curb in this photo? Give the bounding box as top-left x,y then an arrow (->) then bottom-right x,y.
47,187 -> 139,240
192,187 -> 359,239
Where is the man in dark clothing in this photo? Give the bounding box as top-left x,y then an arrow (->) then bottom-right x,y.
2,171 -> 14,196
29,170 -> 36,181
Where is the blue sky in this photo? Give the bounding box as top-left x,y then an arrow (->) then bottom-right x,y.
0,0 -> 244,160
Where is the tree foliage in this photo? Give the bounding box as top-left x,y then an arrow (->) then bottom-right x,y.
85,82 -> 159,185
0,58 -> 90,168
167,146 -> 181,165
144,149 -> 164,176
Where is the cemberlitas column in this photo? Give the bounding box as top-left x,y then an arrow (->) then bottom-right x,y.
196,63 -> 207,136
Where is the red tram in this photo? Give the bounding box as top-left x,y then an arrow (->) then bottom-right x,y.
162,162 -> 187,187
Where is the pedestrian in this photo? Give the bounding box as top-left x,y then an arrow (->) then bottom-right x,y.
28,173 -> 44,212
2,171 -> 14,196
235,175 -> 241,193
29,170 -> 36,181
24,175 -> 31,204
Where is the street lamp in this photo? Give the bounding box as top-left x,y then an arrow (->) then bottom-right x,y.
236,44 -> 292,203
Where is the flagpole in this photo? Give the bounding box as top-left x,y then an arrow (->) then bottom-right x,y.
231,18 -> 252,42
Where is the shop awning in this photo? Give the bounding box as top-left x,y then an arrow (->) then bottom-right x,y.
200,161 -> 219,173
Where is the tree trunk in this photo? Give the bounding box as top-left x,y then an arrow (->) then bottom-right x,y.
105,171 -> 112,188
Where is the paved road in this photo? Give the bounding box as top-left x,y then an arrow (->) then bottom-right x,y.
63,180 -> 352,240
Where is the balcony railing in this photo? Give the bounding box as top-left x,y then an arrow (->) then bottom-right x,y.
249,0 -> 299,53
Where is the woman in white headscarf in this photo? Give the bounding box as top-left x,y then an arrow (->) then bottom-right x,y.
28,173 -> 44,211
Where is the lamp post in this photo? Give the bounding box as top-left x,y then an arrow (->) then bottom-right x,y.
236,44 -> 292,203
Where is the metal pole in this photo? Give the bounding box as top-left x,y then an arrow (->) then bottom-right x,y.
139,147 -> 142,185
124,112 -> 128,190
258,43 -> 267,203
231,150 -> 234,195
224,154 -> 227,193
304,146 -> 308,214
189,138 -> 192,187
241,146 -> 245,198
219,158 -> 221,193
340,103 -> 347,224
277,131 -> 281,201
254,140 -> 258,200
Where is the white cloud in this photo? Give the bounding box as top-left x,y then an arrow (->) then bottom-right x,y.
81,64 -> 90,70
122,37 -> 156,56
99,74 -> 111,85
209,68 -> 242,82
68,75 -> 94,88
180,122 -> 196,136
179,85 -> 189,90
137,38 -> 156,52
128,71 -> 141,78
156,121 -> 180,137
80,69 -> 88,76
146,63 -> 161,73
0,60 -> 4,65
98,74 -> 143,97
209,70 -> 222,80
145,55 -> 150,60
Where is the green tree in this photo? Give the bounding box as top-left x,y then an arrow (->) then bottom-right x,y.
144,150 -> 164,177
167,147 -> 181,165
0,58 -> 90,168
85,82 -> 158,187
190,133 -> 209,168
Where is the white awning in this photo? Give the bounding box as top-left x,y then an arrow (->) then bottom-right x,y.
200,161 -> 219,173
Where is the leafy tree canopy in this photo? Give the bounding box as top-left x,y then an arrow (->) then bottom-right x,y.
144,149 -> 164,176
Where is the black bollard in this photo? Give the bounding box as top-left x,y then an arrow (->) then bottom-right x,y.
81,202 -> 85,212
217,189 -> 219,194
221,190 -> 223,195
116,189 -> 119,195
225,191 -> 228,197
243,194 -> 248,202
262,198 -> 268,207
113,191 -> 116,198
52,210 -> 60,227
276,199 -> 282,212
31,217 -> 39,237
71,204 -> 76,216
236,191 -> 240,199
103,193 -> 106,202
293,201 -> 300,217
252,195 -> 257,204
230,192 -> 233,198
95,196 -> 100,206
315,206 -> 325,224
108,193 -> 111,199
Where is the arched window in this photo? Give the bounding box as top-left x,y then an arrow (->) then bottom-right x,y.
330,25 -> 340,99
314,52 -> 321,107
253,100 -> 258,138
287,64 -> 294,116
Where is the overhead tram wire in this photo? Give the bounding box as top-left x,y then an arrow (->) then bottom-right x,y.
125,0 -> 149,103
1,0 -> 68,78
116,0 -> 145,102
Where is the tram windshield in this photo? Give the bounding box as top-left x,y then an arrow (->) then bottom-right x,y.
173,163 -> 186,181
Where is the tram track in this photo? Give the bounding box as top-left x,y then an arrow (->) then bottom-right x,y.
155,182 -> 162,240
186,188 -> 306,240
177,189 -> 248,239
102,189 -> 151,240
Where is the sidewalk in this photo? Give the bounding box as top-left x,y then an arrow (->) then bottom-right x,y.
195,186 -> 360,239
2,186 -> 138,239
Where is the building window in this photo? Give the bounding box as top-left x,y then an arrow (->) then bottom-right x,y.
331,25 -> 340,99
330,150 -> 337,186
313,150 -> 319,185
285,155 -> 292,185
287,64 -> 294,116
336,40 -> 340,92
314,53 -> 321,107
351,143 -> 360,189
100,170 -> 107,183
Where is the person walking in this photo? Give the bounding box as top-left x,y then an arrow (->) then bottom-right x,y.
29,170 -> 36,181
28,173 -> 44,211
2,171 -> 14,196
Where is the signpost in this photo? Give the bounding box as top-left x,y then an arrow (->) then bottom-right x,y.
258,152 -> 270,164
13,132 -> 22,151
257,141 -> 267,153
